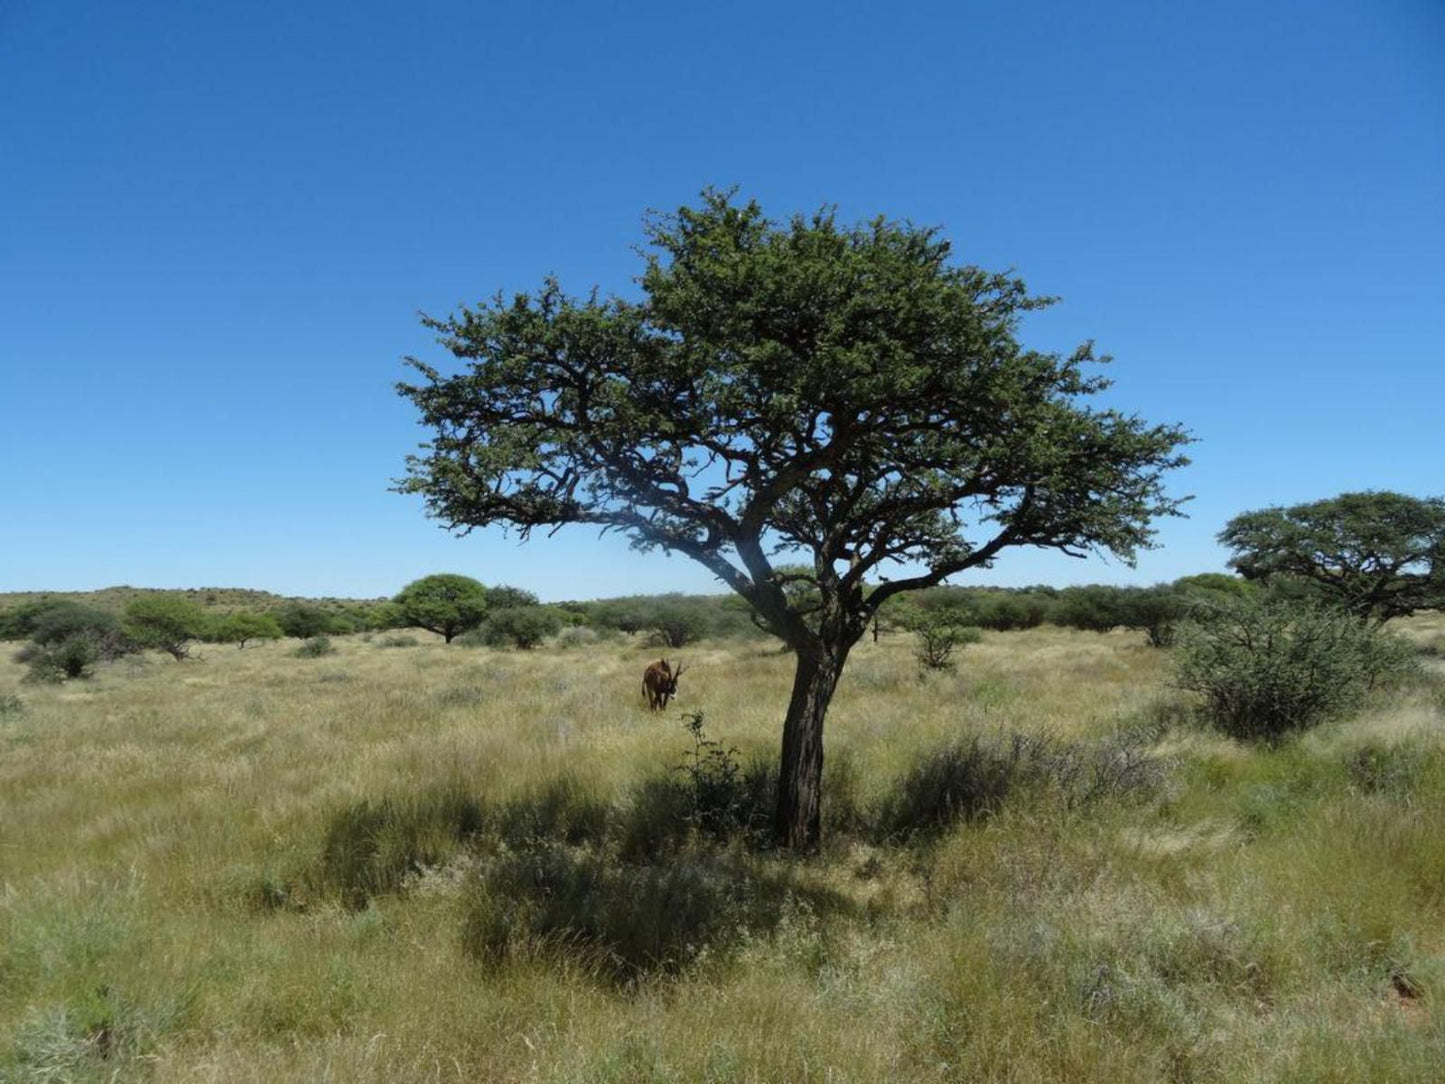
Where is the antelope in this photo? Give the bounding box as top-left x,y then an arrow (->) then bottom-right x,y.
642,658 -> 686,711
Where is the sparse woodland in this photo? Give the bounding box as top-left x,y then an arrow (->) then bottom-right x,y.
3,604 -> 1445,1081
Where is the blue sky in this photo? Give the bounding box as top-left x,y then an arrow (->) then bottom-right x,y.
2,0 -> 1441,601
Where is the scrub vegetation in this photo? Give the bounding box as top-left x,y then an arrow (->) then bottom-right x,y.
3,611 -> 1444,1081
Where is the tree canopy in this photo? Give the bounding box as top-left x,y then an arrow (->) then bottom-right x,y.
393,573 -> 489,643
397,190 -> 1190,848
1219,491 -> 1445,624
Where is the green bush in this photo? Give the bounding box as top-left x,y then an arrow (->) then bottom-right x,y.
0,693 -> 23,716
474,605 -> 563,649
125,596 -> 209,660
292,635 -> 335,658
21,634 -> 101,682
1172,598 -> 1417,743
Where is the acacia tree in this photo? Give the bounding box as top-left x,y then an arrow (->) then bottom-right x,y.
1219,491 -> 1445,624
397,191 -> 1190,849
393,573 -> 489,642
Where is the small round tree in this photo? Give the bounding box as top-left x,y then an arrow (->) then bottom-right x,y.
214,611 -> 285,649
393,573 -> 489,643
398,190 -> 1190,849
125,596 -> 208,661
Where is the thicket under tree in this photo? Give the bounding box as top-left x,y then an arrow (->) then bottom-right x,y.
397,190 -> 1190,849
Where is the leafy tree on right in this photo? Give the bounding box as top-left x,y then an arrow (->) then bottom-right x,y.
1219,491 -> 1445,624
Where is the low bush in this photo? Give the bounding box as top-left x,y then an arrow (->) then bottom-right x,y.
472,606 -> 563,649
0,692 -> 24,716
22,634 -> 100,682
292,636 -> 336,658
375,633 -> 419,648
1172,598 -> 1416,743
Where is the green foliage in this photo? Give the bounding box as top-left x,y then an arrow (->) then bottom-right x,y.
1220,491 -> 1445,623
650,600 -> 711,648
124,596 -> 208,660
392,573 -> 489,643
21,634 -> 100,682
1054,585 -> 1131,633
274,603 -> 335,640
474,605 -> 562,649
212,611 -> 284,648
0,692 -> 23,716
484,584 -> 539,610
291,635 -> 335,658
1173,597 -> 1418,743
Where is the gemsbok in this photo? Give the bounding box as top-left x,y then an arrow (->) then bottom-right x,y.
642,658 -> 686,711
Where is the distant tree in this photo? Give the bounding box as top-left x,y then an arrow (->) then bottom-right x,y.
651,600 -> 712,648
397,190 -> 1189,849
590,598 -> 652,636
1053,585 -> 1131,633
1220,491 -> 1445,624
275,603 -> 335,640
478,604 -> 562,649
485,584 -> 540,610
214,611 -> 284,649
125,596 -> 208,661
393,574 -> 489,643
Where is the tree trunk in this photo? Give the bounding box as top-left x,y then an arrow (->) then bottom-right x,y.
775,646 -> 846,851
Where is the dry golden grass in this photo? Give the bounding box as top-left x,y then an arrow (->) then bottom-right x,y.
3,621 -> 1444,1081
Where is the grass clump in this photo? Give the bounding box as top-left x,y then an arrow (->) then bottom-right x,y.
316,787 -> 487,908
1173,598 -> 1416,743
871,729 -> 1163,843
461,843 -> 840,983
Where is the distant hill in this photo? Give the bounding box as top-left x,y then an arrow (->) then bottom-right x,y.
0,586 -> 388,615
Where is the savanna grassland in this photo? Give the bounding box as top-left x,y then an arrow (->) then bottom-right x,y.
4,618 -> 1445,1082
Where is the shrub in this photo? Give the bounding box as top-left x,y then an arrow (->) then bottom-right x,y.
475,605 -> 563,649
0,693 -> 23,716
1172,597 -> 1417,743
376,633 -> 419,648
23,634 -> 100,682
908,612 -> 982,673
555,626 -> 602,650
292,635 -> 335,658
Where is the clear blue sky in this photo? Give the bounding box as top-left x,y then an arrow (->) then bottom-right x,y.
2,0 -> 1441,601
